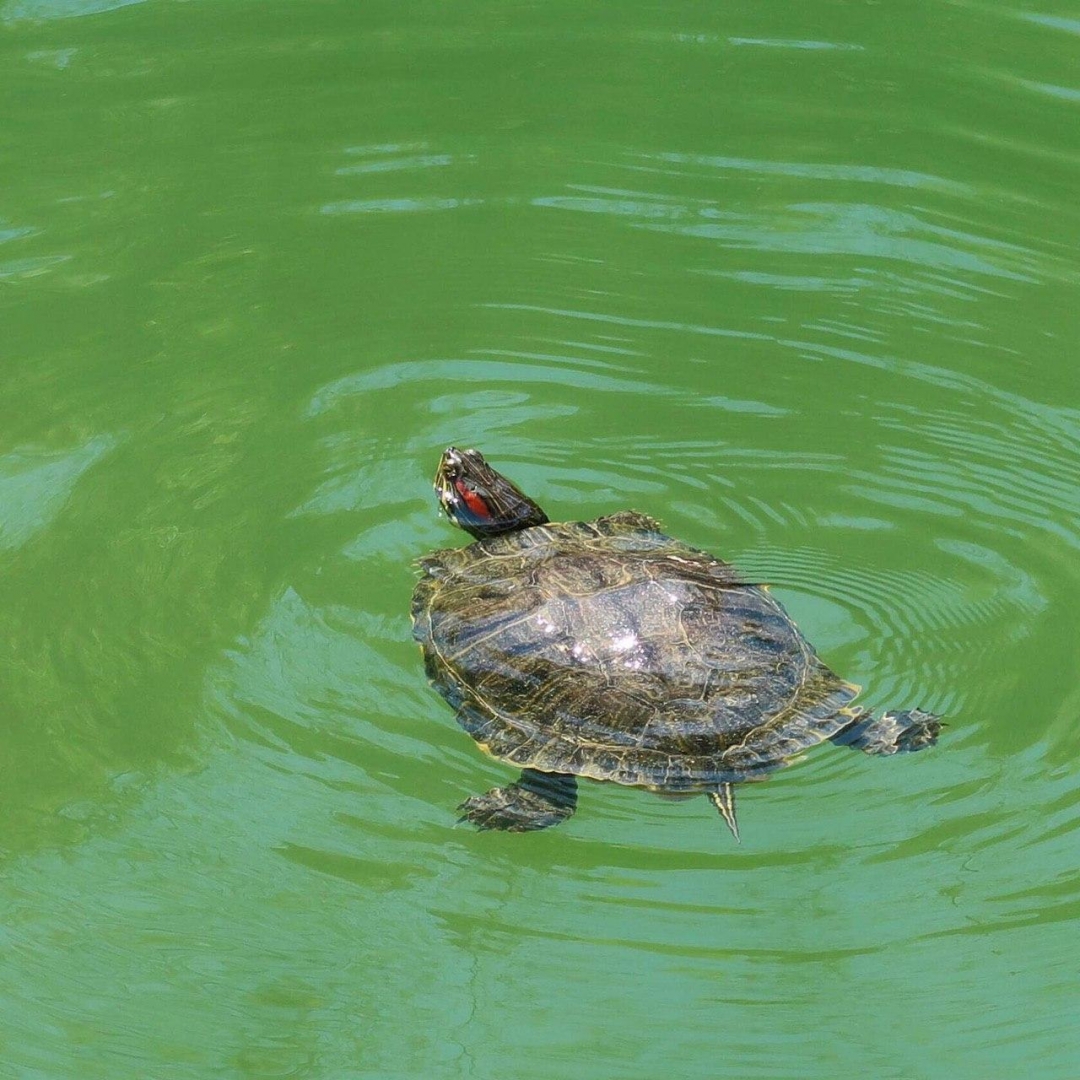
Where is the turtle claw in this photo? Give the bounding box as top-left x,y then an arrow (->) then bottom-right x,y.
458,770 -> 578,832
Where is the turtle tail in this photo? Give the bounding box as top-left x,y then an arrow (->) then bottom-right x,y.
831,707 -> 942,755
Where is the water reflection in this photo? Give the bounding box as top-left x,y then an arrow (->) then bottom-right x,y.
0,435 -> 120,551
4,0 -> 144,21
2,0 -> 1079,1075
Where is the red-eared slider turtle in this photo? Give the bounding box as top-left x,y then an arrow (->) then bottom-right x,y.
412,447 -> 940,839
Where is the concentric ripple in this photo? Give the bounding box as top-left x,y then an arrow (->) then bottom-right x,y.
2,1 -> 1079,1077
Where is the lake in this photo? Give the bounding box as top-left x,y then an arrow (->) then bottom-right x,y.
2,1 -> 1078,1077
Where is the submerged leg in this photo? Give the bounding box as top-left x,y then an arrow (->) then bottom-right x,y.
458,769 -> 578,832
831,707 -> 941,755
707,783 -> 740,843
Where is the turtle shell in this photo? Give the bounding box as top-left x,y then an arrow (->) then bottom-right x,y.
411,511 -> 860,790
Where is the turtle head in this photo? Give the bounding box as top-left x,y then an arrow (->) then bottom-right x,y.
434,447 -> 549,539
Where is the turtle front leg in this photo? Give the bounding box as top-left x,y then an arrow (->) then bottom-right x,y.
458,769 -> 578,832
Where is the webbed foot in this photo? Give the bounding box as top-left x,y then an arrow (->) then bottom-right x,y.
832,708 -> 941,755
458,769 -> 578,832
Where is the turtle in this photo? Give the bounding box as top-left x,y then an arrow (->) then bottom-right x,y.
411,447 -> 941,839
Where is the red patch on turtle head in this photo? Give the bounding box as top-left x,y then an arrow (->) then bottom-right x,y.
454,478 -> 492,519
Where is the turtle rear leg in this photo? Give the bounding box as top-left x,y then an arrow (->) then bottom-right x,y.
458,769 -> 578,832
831,707 -> 941,755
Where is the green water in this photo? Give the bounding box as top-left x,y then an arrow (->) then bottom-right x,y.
3,1 -> 1079,1076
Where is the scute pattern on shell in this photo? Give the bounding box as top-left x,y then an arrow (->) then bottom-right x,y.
411,512 -> 860,790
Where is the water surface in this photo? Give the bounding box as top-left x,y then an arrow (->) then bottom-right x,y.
2,1 -> 1079,1077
